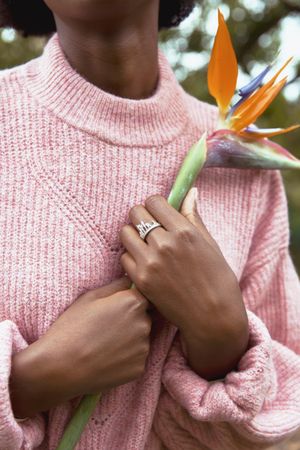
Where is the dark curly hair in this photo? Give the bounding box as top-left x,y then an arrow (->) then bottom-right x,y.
0,0 -> 196,38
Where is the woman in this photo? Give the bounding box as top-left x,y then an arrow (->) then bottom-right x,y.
0,0 -> 300,449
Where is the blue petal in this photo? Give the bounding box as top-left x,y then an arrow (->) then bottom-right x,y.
238,65 -> 272,97
245,125 -> 259,131
228,95 -> 249,118
228,65 -> 273,119
245,126 -> 282,134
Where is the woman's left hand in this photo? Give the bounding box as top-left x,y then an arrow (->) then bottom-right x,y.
119,188 -> 250,380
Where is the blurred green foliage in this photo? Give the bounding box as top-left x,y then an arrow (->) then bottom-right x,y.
0,0 -> 299,272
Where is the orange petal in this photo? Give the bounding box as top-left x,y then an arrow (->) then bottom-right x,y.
208,9 -> 238,115
239,124 -> 300,139
232,57 -> 292,123
231,77 -> 287,131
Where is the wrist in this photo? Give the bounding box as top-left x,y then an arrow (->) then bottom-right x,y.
180,318 -> 250,381
9,340 -> 77,418
10,346 -> 40,418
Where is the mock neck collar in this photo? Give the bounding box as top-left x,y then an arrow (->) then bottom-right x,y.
24,32 -> 189,147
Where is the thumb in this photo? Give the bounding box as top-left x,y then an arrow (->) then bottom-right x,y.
180,187 -> 204,230
180,187 -> 221,252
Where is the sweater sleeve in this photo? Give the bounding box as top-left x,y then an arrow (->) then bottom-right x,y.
153,170 -> 300,449
0,320 -> 46,449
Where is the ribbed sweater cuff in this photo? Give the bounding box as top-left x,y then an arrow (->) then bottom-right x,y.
0,320 -> 45,450
161,309 -> 276,422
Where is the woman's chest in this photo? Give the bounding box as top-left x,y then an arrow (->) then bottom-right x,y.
0,147 -> 254,343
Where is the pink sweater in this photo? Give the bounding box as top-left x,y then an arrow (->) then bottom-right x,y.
0,31 -> 300,450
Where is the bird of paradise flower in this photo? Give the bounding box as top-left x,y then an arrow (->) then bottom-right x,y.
204,9 -> 300,171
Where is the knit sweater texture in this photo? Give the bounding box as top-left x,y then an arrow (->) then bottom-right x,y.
0,32 -> 300,450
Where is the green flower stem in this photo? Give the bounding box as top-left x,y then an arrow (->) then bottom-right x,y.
56,393 -> 102,450
55,133 -> 208,450
166,132 -> 207,210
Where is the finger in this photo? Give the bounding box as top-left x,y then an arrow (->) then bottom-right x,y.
131,286 -> 153,312
86,275 -> 133,300
120,251 -> 138,285
180,188 -> 211,237
128,203 -> 167,246
120,223 -> 148,261
181,188 -> 223,254
120,254 -> 155,313
144,194 -> 188,232
108,275 -> 133,293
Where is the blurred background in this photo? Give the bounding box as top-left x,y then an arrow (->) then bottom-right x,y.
0,0 -> 299,274
0,1 -> 299,449
159,0 -> 300,275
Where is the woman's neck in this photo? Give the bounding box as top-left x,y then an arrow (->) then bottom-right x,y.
52,0 -> 160,100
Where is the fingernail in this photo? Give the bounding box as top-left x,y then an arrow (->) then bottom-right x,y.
191,187 -> 198,204
185,188 -> 198,213
193,187 -> 198,199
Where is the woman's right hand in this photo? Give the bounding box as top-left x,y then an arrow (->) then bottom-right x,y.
9,276 -> 152,419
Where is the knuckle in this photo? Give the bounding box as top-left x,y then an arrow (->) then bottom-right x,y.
184,211 -> 195,222
129,204 -> 143,217
128,289 -> 148,310
135,322 -> 147,336
140,340 -> 150,356
136,271 -> 150,291
145,257 -> 160,273
175,226 -> 196,244
145,194 -> 162,210
140,317 -> 152,336
119,225 -> 130,239
157,240 -> 172,255
145,316 -> 152,334
123,291 -> 137,309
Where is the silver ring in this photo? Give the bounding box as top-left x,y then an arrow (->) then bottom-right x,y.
136,220 -> 162,241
